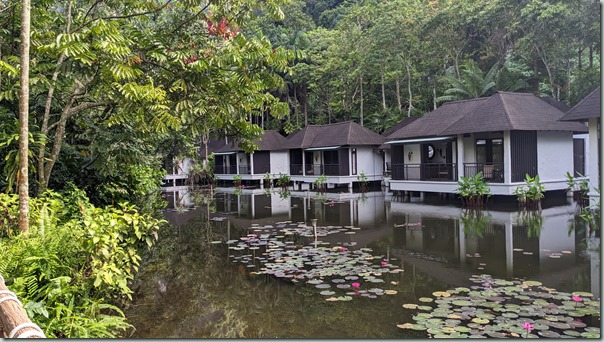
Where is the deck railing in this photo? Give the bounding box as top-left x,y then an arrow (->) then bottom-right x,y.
238,165 -> 251,175
391,163 -> 457,181
290,163 -> 340,176
464,163 -> 504,183
214,165 -> 238,175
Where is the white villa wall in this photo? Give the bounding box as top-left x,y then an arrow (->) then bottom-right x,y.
404,144 -> 421,164
463,136 -> 475,163
537,131 -> 573,181
356,146 -> 383,177
237,152 -> 248,170
269,151 -> 290,175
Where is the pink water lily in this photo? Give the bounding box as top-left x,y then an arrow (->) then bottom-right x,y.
381,261 -> 388,267
522,322 -> 534,337
351,282 -> 360,289
340,247 -> 346,252
572,295 -> 582,302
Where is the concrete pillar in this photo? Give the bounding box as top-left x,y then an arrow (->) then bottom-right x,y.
504,130 -> 512,184
588,118 -> 600,206
457,134 -> 465,180
419,192 -> 425,201
348,182 -> 353,193
249,153 -> 255,175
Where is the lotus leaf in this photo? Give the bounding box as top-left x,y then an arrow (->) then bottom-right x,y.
452,300 -> 474,306
320,290 -> 336,296
402,303 -> 418,309
433,291 -> 451,297
419,297 -> 434,303
471,318 -> 489,324
418,305 -> 433,311
538,330 -> 561,338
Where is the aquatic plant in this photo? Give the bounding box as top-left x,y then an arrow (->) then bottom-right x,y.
565,172 -> 589,205
398,274 -> 601,338
314,174 -> 328,194
276,173 -> 291,191
263,172 -> 273,188
460,209 -> 491,238
233,174 -> 243,187
223,221 -> 403,301
455,172 -> 491,208
514,174 -> 544,209
357,171 -> 369,192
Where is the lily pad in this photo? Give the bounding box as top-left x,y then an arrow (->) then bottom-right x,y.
419,297 -> 434,303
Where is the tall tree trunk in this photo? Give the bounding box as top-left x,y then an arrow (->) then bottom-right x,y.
433,87 -> 437,110
18,0 -> 31,232
37,0 -> 71,194
293,85 -> 299,126
395,76 -> 402,114
359,73 -> 364,126
301,85 -> 308,126
381,73 -> 386,110
405,63 -> 413,117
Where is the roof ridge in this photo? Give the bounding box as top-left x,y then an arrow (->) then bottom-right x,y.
568,86 -> 600,114
437,96 -> 490,134
497,92 -> 516,129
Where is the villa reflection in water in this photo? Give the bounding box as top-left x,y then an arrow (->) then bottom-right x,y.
163,186 -> 600,298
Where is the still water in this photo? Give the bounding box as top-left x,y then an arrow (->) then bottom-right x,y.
125,187 -> 600,338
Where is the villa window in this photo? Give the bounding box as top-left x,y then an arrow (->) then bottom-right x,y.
476,138 -> 503,164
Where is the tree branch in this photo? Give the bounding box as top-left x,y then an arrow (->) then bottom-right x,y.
74,0 -> 173,32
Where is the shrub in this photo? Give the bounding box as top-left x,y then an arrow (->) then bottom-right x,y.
565,171 -> 589,205
514,174 -> 544,209
455,172 -> 491,208
0,187 -> 165,337
275,173 -> 291,190
314,174 -> 328,194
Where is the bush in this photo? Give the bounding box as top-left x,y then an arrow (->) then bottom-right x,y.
514,174 -> 544,209
0,187 -> 165,337
455,172 -> 491,208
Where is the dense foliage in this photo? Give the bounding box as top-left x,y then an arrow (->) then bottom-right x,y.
249,0 -> 600,133
0,187 -> 166,337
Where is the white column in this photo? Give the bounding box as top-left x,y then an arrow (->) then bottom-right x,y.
302,151 -> 306,176
504,130 -> 512,184
250,153 -> 255,175
588,118 -> 600,205
457,134 -> 465,180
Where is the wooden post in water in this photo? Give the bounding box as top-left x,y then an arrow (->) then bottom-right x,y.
0,275 -> 46,338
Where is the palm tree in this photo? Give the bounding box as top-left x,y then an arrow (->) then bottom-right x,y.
436,59 -> 530,104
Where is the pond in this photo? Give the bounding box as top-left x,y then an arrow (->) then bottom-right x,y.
124,187 -> 600,338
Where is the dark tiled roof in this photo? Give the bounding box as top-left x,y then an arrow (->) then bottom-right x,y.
198,138 -> 228,157
560,86 -> 601,122
385,92 -> 587,141
212,130 -> 289,153
539,96 -> 571,112
443,92 -> 587,134
382,117 -> 420,137
386,98 -> 487,139
286,121 -> 384,149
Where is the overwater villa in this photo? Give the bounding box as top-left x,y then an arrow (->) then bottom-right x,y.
285,121 -> 385,192
560,86 -> 601,205
163,91 -> 598,201
212,130 -> 290,187
384,92 -> 588,196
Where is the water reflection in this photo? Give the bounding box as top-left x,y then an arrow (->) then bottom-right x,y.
164,186 -> 599,296
138,186 -> 600,338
